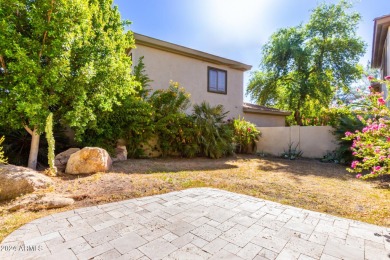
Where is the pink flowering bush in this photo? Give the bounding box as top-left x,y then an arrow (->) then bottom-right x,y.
344,77 -> 390,179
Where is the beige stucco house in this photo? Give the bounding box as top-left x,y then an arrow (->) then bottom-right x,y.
372,14 -> 390,102
130,33 -> 290,127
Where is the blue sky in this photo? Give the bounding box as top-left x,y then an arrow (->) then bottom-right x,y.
113,0 -> 390,102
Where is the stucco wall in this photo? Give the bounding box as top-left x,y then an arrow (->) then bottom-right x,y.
132,45 -> 244,119
256,126 -> 338,158
242,112 -> 286,127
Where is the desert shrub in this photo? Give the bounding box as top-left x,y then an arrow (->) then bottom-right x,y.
232,117 -> 260,153
192,102 -> 234,159
150,82 -> 195,156
344,76 -> 390,179
45,113 -> 57,175
281,142 -> 303,160
0,136 -> 7,164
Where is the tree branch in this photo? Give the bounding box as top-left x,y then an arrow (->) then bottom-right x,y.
24,125 -> 34,136
39,0 -> 55,59
0,55 -> 6,74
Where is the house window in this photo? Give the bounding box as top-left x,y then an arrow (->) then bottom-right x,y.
208,67 -> 227,94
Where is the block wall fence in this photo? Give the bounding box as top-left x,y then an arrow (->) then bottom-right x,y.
256,126 -> 339,158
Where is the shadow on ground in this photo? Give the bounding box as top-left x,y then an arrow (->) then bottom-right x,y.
112,156 -> 239,174
256,156 -> 353,179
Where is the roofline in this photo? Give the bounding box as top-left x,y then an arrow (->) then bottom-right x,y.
372,14 -> 390,68
133,33 -> 252,71
243,107 -> 292,116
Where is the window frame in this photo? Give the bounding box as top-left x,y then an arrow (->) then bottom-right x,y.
207,66 -> 227,94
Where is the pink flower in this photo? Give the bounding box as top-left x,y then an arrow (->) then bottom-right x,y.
369,85 -> 373,90
356,174 -> 362,178
367,76 -> 374,81
351,161 -> 359,169
357,115 -> 363,121
379,156 -> 385,161
352,152 -> 358,156
247,128 -> 251,132
377,97 -> 386,106
345,131 -> 352,137
385,75 -> 390,81
372,166 -> 381,172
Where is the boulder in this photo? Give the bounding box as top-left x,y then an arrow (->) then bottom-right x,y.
0,164 -> 53,201
8,194 -> 74,211
37,194 -> 75,209
113,145 -> 127,162
65,147 -> 112,174
55,148 -> 80,172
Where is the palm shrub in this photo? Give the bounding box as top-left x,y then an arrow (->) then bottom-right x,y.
0,136 -> 7,164
232,117 -> 261,153
192,102 -> 234,159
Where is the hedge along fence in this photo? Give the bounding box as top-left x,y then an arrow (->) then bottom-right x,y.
256,126 -> 338,158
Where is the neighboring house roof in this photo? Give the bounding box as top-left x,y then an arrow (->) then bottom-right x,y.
133,33 -> 252,71
243,103 -> 291,116
372,14 -> 390,68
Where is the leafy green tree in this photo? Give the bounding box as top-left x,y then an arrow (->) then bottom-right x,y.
0,0 -> 135,169
247,1 -> 365,125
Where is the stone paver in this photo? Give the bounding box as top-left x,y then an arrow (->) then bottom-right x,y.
1,188 -> 389,260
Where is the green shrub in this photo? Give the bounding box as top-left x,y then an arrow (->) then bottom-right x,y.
232,117 -> 260,153
133,56 -> 153,99
0,136 -> 7,164
192,102 -> 234,159
80,96 -> 154,158
330,113 -> 364,164
150,82 -> 194,156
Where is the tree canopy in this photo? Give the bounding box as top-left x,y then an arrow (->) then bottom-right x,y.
0,0 -> 136,169
246,0 -> 366,125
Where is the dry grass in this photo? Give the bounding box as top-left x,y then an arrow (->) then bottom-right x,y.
1,155 -> 389,242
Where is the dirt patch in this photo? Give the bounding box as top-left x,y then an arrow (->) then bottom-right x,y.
1,155 -> 389,242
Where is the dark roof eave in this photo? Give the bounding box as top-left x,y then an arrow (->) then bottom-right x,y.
133,33 -> 252,71
243,107 -> 292,116
372,14 -> 390,68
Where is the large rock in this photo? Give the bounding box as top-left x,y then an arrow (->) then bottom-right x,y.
112,145 -> 127,162
0,164 -> 53,201
37,194 -> 75,209
8,194 -> 74,211
55,148 -> 80,172
65,147 -> 112,174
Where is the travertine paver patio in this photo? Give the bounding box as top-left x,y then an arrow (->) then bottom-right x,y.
1,188 -> 389,260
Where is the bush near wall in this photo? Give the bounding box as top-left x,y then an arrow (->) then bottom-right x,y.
80,81 -> 261,159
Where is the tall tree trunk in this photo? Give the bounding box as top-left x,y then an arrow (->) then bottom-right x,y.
25,126 -> 40,170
